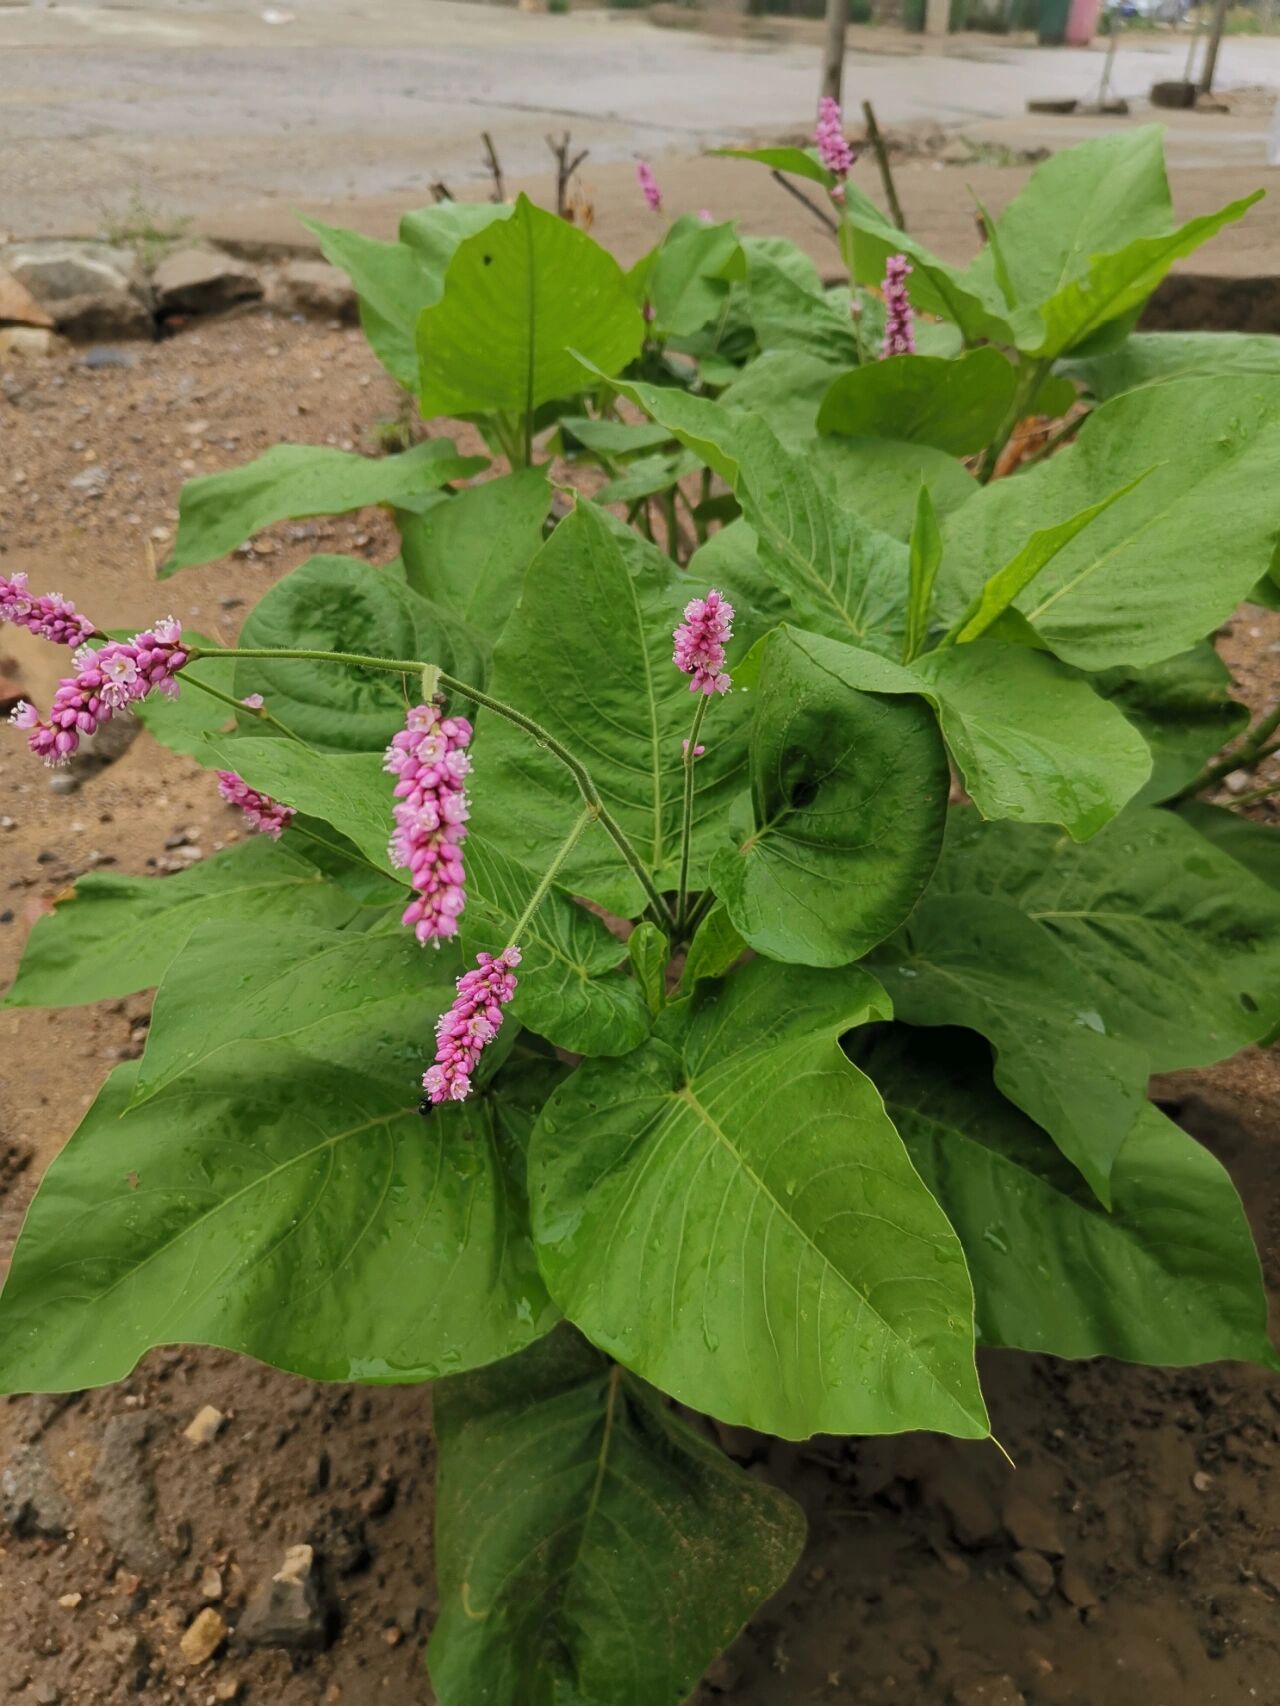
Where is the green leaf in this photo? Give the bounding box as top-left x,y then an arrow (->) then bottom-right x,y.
680,900 -> 745,989
743,237 -> 858,366
858,1025 -> 1275,1366
627,921 -> 668,1018
937,375 -> 1280,669
462,841 -> 652,1057
904,483 -> 942,662
812,436 -> 977,541
530,958 -> 989,1440
416,195 -> 644,419
872,894 -> 1149,1204
931,806 -> 1280,1070
470,501 -> 752,917
4,839 -> 357,1009
1092,644 -> 1248,805
767,627 -> 1149,845
163,440 -> 487,575
596,449 -> 702,505
720,349 -> 843,450
711,626 -> 949,967
396,470 -> 549,621
940,471 -> 1151,647
303,204 -> 510,387
714,144 -> 834,189
131,922 -> 452,1106
639,215 -> 744,339
818,350 -> 1018,455
233,555 -> 487,750
203,738 -> 394,872
1064,331 -> 1280,401
0,1051 -> 557,1393
558,415 -> 675,458
1178,800 -> 1280,892
428,1327 -> 805,1706
133,635 -> 239,758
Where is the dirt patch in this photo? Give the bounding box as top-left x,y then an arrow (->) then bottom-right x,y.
2,316 -> 1278,1705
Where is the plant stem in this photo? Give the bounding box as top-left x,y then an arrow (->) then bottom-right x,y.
660,488 -> 681,564
1017,408 -> 1089,472
182,671 -> 304,743
189,644 -> 674,928
684,888 -> 717,938
1174,700 -> 1280,800
506,805 -> 597,947
838,213 -> 865,365
976,357 -> 1050,485
675,696 -> 710,937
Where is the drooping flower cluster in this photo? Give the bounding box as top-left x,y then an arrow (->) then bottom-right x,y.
0,573 -> 95,648
673,587 -> 735,696
11,618 -> 188,765
814,96 -> 856,197
216,770 -> 295,839
424,947 -> 521,1105
384,702 -> 472,943
636,159 -> 662,213
882,253 -> 916,357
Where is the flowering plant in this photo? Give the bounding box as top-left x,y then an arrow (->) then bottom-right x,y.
3,121 -> 1280,1702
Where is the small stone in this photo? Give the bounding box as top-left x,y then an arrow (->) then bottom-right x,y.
0,327 -> 55,358
82,346 -> 137,369
57,1592 -> 82,1609
152,250 -> 262,317
32,1683 -> 60,1705
214,1682 -> 242,1703
94,1414 -> 173,1574
183,1405 -> 227,1446
1058,1562 -> 1098,1609
1011,1548 -> 1055,1597
0,816 -> 15,830
180,1606 -> 227,1666
1192,1470 -> 1213,1493
935,1476 -> 1000,1550
1002,1488 -> 1063,1556
200,1565 -> 225,1601
69,464 -> 110,499
272,260 -> 356,322
2,1443 -> 75,1538
236,1543 -> 330,1652
382,1625 -> 404,1647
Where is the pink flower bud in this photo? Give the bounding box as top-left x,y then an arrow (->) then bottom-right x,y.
423,947 -> 522,1105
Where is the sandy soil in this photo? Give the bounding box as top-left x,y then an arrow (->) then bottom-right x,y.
1,313 -> 1279,1705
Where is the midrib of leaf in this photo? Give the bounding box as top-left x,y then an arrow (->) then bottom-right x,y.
76,1101 -> 412,1310
752,502 -> 866,640
670,1081 -> 985,1431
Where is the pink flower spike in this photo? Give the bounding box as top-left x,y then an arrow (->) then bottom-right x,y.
814,96 -> 856,180
385,702 -> 472,944
636,159 -> 662,213
216,770 -> 295,839
0,573 -> 95,648
698,208 -> 714,223
423,947 -> 521,1106
673,587 -> 735,696
241,693 -> 265,710
881,253 -> 916,358
16,617 -> 188,767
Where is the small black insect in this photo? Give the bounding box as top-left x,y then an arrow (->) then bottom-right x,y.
482,254 -> 493,267
418,1096 -> 434,1118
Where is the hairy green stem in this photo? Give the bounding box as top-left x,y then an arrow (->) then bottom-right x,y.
1174,699 -> 1280,801
507,806 -> 597,947
675,695 -> 710,937
182,670 -> 304,744
976,357 -> 1051,485
189,644 -> 674,928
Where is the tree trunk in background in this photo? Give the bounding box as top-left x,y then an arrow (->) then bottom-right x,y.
1198,0 -> 1230,93
821,0 -> 849,104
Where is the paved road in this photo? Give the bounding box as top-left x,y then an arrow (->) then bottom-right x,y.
2,0 -> 1277,236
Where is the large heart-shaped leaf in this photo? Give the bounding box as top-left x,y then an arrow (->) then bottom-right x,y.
530,958 -> 988,1441
470,500 -> 752,917
0,1050 -> 557,1394
4,839 -> 357,1009
232,554 -> 486,750
304,204 -> 511,388
818,349 -> 1017,454
932,807 -> 1280,1070
1178,801 -> 1280,892
396,469 -> 549,623
1064,330 -> 1280,401
163,440 -> 486,576
769,628 -> 1151,842
872,894 -> 1150,1205
743,236 -> 859,366
203,738 -> 394,872
629,214 -> 744,339
131,922 -> 453,1106
416,194 -> 644,419
857,1025 -> 1275,1367
937,375 -> 1280,669
428,1326 -> 805,1706
712,626 -> 949,966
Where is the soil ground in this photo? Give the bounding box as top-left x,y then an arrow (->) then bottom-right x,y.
1,308 -> 1279,1705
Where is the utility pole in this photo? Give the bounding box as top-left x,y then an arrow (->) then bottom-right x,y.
1198,0 -> 1230,94
821,0 -> 849,103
